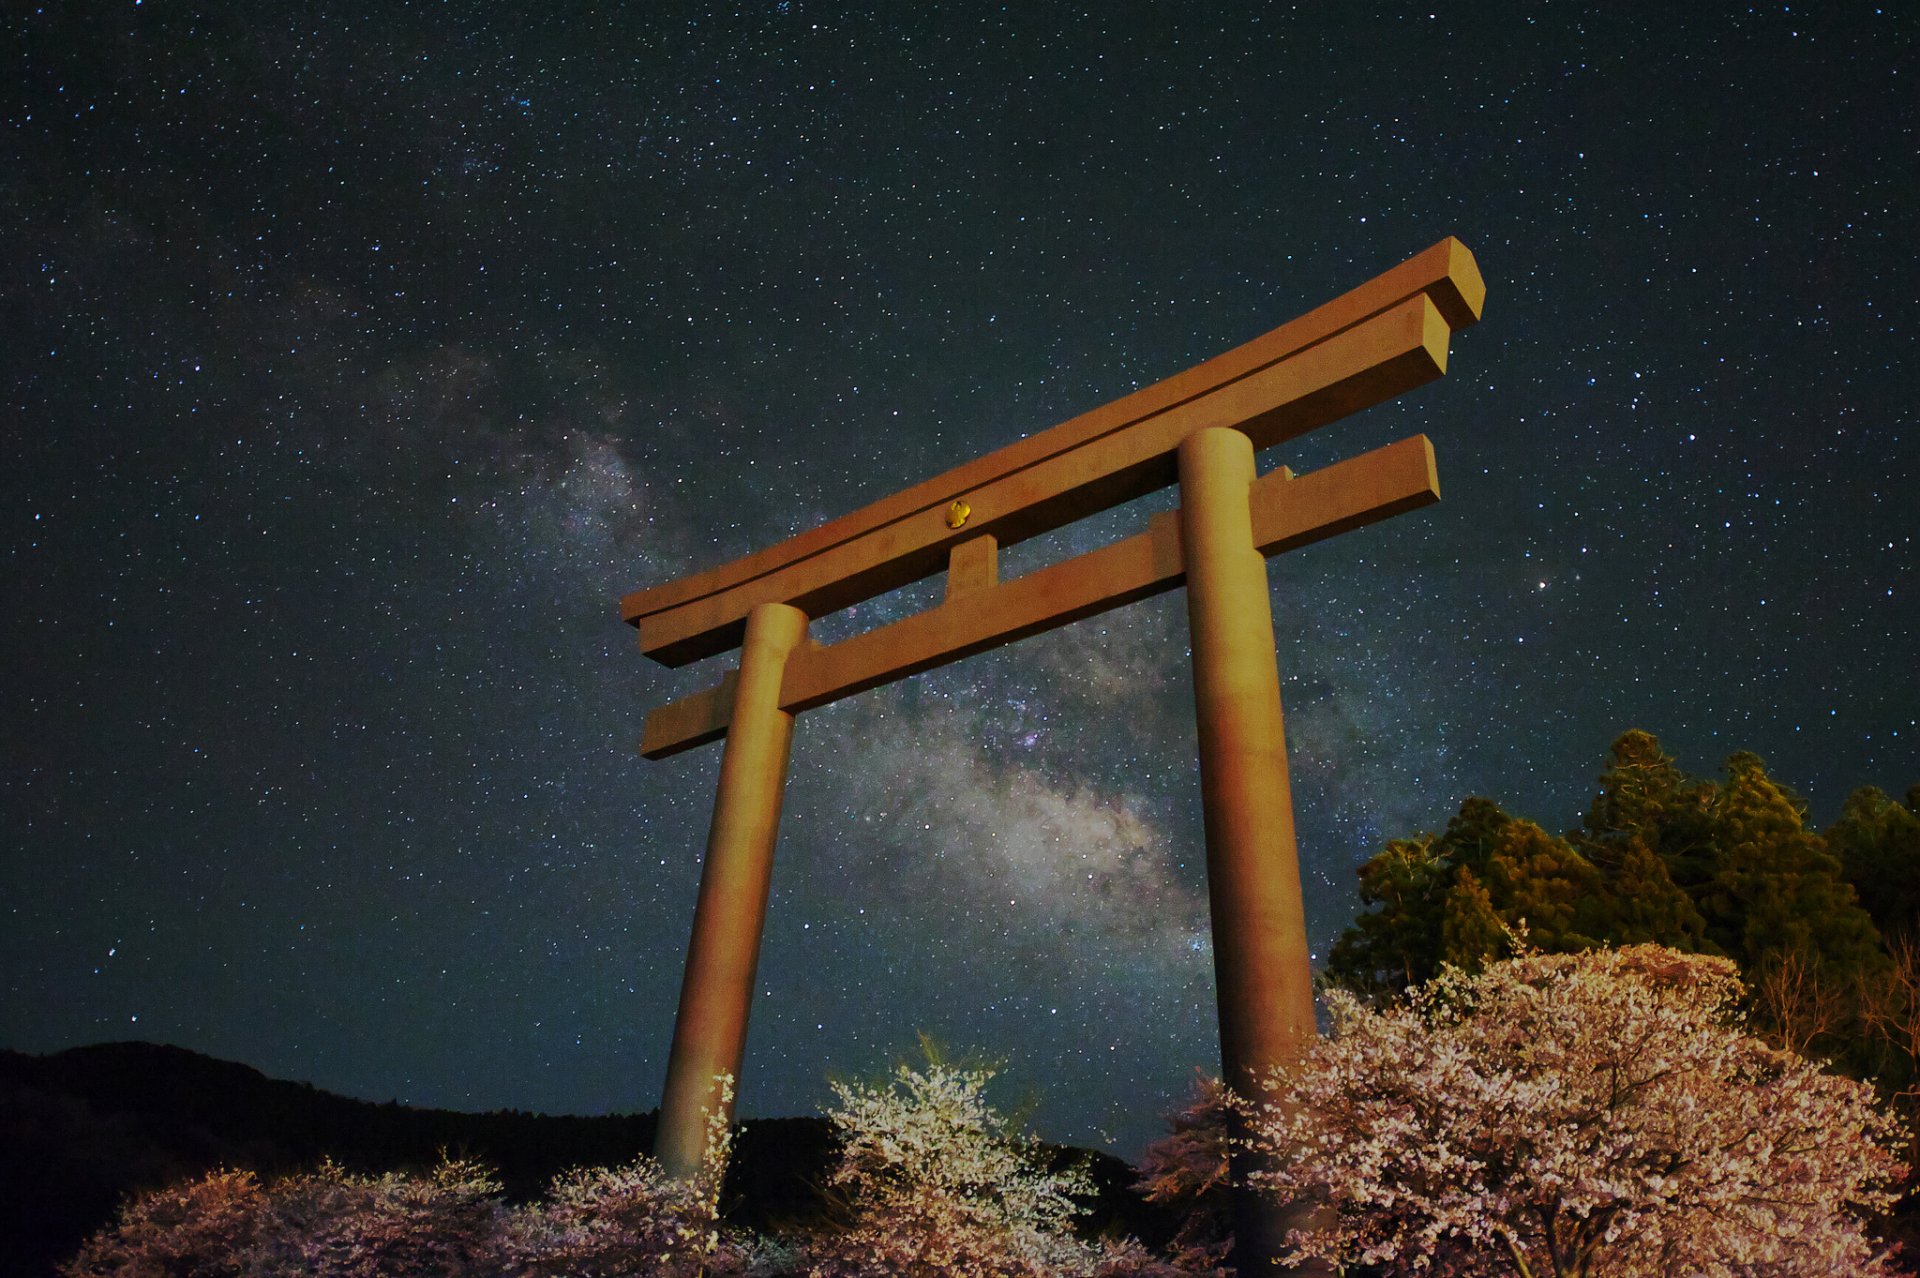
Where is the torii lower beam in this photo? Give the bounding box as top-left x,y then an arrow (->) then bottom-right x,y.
628,238 -> 1484,1275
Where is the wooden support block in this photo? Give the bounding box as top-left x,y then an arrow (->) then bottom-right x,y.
945,534 -> 999,601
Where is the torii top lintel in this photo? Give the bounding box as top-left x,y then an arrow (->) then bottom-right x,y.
622,238 -> 1484,669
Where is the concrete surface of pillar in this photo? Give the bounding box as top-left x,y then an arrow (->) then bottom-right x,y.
654,600 -> 809,1179
1178,426 -> 1325,1276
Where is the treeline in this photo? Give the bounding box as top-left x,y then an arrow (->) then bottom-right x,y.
55,1056 -> 1192,1278
1327,729 -> 1920,1098
0,1044 -> 825,1277
0,1042 -> 1160,1278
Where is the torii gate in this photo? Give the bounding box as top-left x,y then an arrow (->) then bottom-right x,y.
622,238 -> 1484,1271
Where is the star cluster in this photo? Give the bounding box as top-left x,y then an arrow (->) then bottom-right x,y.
3,2 -> 1914,1155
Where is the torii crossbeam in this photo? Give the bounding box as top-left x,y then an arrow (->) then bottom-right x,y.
623,238 -> 1485,1271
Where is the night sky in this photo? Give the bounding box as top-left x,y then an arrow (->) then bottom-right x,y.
5,3 -> 1915,1158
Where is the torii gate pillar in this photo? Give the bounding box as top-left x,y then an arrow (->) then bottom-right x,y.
654,601 -> 808,1178
1180,427 -> 1322,1272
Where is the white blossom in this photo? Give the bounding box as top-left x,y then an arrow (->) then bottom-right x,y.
1240,945 -> 1911,1277
802,1053 -> 1174,1277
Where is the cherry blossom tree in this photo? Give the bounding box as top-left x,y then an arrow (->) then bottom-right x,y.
59,1157 -> 509,1278
1240,945 -> 1911,1277
58,1080 -> 754,1277
249,1156 -> 506,1277
509,1074 -> 764,1277
800,1051 -> 1174,1278
60,1168 -> 269,1278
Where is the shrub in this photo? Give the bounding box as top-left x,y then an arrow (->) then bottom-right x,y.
800,1051 -> 1163,1277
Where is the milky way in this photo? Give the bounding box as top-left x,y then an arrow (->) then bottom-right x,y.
4,3 -> 1914,1155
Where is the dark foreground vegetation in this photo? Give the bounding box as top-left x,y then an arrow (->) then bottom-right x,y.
8,731 -> 1915,1275
0,1041 -> 1171,1277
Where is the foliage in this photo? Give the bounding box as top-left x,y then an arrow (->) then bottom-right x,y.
1132,1073 -> 1232,1275
800,1049 -> 1169,1277
1240,945 -> 1912,1278
509,1074 -> 755,1277
251,1157 -> 505,1277
1327,731 -> 1908,1079
1702,752 -> 1886,979
1582,833 -> 1706,949
61,1168 -> 269,1278
61,1156 -> 507,1278
1578,728 -> 1695,850
1323,834 -> 1453,996
1573,731 -> 1715,952
1328,795 -> 1637,994
59,1052 -> 1218,1278
1828,784 -> 1920,944
62,1077 -> 765,1278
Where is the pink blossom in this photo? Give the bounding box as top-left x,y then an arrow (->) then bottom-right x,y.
1240,945 -> 1912,1277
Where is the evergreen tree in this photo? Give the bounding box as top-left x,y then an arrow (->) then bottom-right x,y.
1324,835 -> 1452,999
1435,795 -> 1516,877
1689,753 -> 1889,1067
1826,785 -> 1920,943
1334,796 -> 1642,991
1704,752 -> 1885,982
1325,799 -> 1541,995
1586,834 -> 1710,949
1582,729 -> 1687,844
1333,799 -> 1626,990
1439,867 -> 1508,969
1481,818 -> 1605,954
1327,733 -> 1903,1085
1580,729 -> 1718,898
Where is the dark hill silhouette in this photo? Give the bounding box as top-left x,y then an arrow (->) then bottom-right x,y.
0,1042 -> 1171,1276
